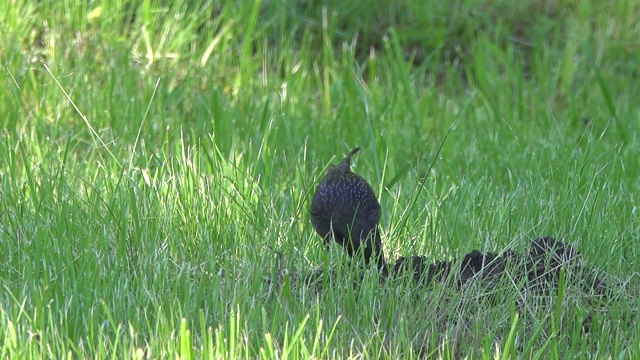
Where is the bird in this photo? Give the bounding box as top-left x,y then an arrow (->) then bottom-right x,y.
310,147 -> 386,269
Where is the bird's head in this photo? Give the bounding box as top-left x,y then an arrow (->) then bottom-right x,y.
327,147 -> 360,175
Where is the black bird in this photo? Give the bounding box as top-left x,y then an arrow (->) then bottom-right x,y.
310,147 -> 385,269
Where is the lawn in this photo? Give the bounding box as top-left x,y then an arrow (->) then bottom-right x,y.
1,0 -> 639,358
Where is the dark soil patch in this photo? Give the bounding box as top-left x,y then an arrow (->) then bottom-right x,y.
302,236 -> 614,307
391,236 -> 609,297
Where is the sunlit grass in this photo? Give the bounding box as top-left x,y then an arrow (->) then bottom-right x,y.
1,0 -> 639,358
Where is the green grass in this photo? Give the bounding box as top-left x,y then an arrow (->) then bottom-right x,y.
1,0 -> 639,358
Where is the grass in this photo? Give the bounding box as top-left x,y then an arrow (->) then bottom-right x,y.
1,0 -> 639,358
